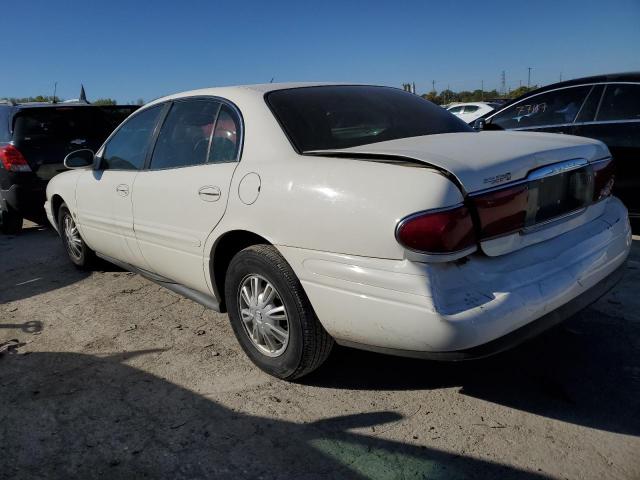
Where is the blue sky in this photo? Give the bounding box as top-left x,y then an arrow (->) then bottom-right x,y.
2,0 -> 639,103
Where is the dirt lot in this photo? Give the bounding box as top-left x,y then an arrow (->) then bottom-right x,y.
1,223 -> 639,480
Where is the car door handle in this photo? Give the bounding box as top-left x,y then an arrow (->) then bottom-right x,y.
116,184 -> 130,197
198,186 -> 221,202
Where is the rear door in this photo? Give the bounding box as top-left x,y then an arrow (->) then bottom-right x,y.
132,98 -> 242,293
75,105 -> 164,267
573,82 -> 640,215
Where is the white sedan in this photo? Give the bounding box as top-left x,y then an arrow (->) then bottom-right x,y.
447,102 -> 497,123
45,83 -> 631,380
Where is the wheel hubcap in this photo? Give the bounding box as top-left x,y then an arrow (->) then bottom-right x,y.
63,214 -> 82,260
238,274 -> 289,357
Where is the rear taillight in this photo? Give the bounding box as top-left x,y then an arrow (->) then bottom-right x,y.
592,158 -> 615,201
473,184 -> 528,239
0,145 -> 31,172
396,205 -> 476,254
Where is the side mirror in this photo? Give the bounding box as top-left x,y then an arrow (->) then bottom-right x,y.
473,119 -> 486,131
64,149 -> 95,169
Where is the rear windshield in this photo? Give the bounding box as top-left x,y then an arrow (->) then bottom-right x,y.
266,85 -> 472,152
98,105 -> 139,130
12,107 -> 127,144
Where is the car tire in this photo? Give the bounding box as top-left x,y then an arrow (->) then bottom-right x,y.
0,205 -> 23,235
58,203 -> 95,269
225,244 -> 334,380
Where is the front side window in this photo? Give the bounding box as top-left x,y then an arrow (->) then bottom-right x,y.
463,105 -> 479,113
266,86 -> 471,152
448,106 -> 464,114
597,84 -> 640,121
491,86 -> 591,129
150,100 -> 220,170
101,105 -> 162,170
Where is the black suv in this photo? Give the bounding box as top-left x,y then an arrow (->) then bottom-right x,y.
0,102 -> 138,233
476,72 -> 640,220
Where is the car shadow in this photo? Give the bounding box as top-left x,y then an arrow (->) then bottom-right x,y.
305,241 -> 640,438
0,223 -> 121,304
0,350 -> 549,479
305,311 -> 639,438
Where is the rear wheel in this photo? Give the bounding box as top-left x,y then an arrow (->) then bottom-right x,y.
225,244 -> 334,380
0,205 -> 23,235
58,204 -> 94,269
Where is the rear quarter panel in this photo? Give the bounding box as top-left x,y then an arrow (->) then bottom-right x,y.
206,154 -> 464,260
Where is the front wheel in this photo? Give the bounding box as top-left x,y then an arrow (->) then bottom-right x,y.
58,204 -> 95,269
225,244 -> 334,380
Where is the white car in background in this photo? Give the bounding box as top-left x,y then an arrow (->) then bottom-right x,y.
45,83 -> 630,380
447,102 -> 497,123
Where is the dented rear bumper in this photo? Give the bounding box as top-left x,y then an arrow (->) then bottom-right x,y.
278,196 -> 631,357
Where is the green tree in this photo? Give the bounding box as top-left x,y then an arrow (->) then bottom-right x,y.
508,85 -> 537,99
93,98 -> 117,106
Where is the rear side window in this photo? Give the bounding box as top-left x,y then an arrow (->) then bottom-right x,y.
0,107 -> 10,142
267,86 -> 471,152
101,105 -> 162,170
150,100 -> 220,170
463,105 -> 479,113
491,86 -> 591,129
448,106 -> 464,113
597,84 -> 640,121
209,105 -> 241,163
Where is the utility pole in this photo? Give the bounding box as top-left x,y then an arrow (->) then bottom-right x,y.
431,80 -> 436,93
559,72 -> 563,82
481,80 -> 484,100
501,71 -> 506,96
527,67 -> 532,88
52,82 -> 57,103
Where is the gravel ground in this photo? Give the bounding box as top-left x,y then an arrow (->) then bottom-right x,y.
1,223 -> 639,479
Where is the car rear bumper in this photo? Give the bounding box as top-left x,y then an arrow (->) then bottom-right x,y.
277,196 -> 632,356
1,182 -> 47,218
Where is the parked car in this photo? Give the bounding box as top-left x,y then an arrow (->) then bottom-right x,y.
475,72 -> 640,219
45,84 -> 630,380
0,101 -> 138,234
446,102 -> 497,123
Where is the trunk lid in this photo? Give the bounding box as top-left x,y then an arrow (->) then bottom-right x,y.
307,130 -> 609,194
307,131 -> 613,257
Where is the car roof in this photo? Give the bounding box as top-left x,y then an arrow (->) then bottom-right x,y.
505,71 -> 640,104
144,82 -> 374,107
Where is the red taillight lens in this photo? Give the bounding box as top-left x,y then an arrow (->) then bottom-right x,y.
396,205 -> 476,253
592,158 -> 615,201
473,184 -> 528,239
0,145 -> 31,172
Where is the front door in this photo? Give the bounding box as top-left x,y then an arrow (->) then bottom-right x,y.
132,99 -> 242,293
75,104 -> 164,267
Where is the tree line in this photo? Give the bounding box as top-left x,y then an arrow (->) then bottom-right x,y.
2,96 -> 144,106
422,85 -> 537,105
